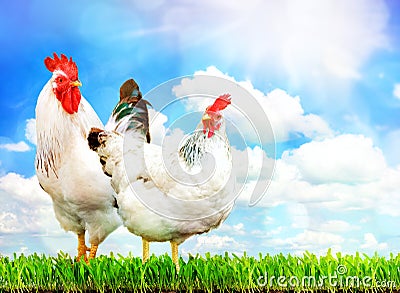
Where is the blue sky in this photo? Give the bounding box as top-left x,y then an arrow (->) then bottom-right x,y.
0,0 -> 400,258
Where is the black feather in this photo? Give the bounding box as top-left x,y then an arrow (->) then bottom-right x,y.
87,127 -> 103,151
113,196 -> 119,209
119,79 -> 139,100
112,78 -> 152,143
39,182 -> 46,192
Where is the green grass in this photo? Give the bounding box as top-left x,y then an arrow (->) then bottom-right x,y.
0,250 -> 399,292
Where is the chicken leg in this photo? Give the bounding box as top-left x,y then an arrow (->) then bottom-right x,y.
142,238 -> 150,263
170,241 -> 180,272
77,232 -> 89,262
88,244 -> 98,259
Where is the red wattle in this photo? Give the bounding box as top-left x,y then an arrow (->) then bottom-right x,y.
60,88 -> 81,114
202,120 -> 208,134
70,87 -> 81,113
208,124 -> 215,138
202,119 -> 216,138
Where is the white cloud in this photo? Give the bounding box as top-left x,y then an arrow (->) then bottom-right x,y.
148,109 -> 168,145
18,246 -> 29,255
316,220 -> 359,233
232,145 -> 274,182
218,222 -> 246,236
360,233 -> 388,251
132,0 -> 388,85
173,66 -> 333,143
25,118 -> 37,145
287,203 -> 309,229
0,141 -> 30,152
0,212 -> 23,233
237,134 -> 400,218
0,173 -> 51,205
180,70 -> 399,218
382,129 -> 400,166
0,117 -> 36,152
0,173 -> 56,235
284,134 -> 386,184
232,145 -> 276,207
264,216 -> 275,225
342,114 -> 377,139
252,226 -> 284,238
191,234 -> 246,254
261,89 -> 333,141
393,83 -> 400,100
267,230 -> 344,254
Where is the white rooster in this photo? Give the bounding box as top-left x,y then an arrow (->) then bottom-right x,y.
88,78 -> 235,269
35,53 -> 121,261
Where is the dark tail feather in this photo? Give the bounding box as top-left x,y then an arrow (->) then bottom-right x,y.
112,79 -> 151,143
88,127 -> 103,151
120,79 -> 140,101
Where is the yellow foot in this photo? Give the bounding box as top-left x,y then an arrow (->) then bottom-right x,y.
77,247 -> 89,262
142,238 -> 150,264
76,232 -> 89,262
88,244 -> 98,260
170,241 -> 180,272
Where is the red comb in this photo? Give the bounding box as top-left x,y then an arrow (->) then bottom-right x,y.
207,94 -> 231,112
44,53 -> 78,81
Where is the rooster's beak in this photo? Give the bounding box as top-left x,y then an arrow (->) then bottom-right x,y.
70,80 -> 82,87
202,113 -> 211,121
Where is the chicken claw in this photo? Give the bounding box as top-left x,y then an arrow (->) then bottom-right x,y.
77,232 -> 89,262
170,241 -> 180,272
142,238 -> 150,263
88,244 -> 98,259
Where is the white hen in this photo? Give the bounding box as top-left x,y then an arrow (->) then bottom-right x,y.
88,78 -> 235,269
35,53 -> 121,261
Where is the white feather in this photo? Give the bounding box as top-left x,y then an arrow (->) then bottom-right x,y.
35,78 -> 121,245
99,120 -> 235,245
